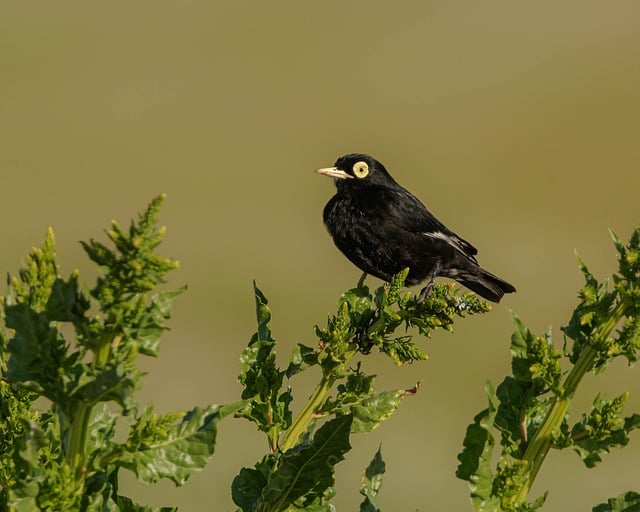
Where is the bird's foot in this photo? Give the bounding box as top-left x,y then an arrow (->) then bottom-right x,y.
417,262 -> 441,304
417,282 -> 434,303
357,272 -> 368,288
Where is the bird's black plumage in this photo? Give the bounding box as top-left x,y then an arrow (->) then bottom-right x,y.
316,153 -> 515,302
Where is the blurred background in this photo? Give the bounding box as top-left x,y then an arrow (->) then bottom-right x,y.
2,1 -> 639,510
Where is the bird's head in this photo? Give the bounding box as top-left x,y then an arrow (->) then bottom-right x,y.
315,153 -> 398,191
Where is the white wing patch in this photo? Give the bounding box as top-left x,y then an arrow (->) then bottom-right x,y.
424,231 -> 473,257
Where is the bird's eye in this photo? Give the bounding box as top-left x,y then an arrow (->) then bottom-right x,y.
352,161 -> 369,179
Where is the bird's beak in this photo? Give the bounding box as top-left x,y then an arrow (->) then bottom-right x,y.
315,167 -> 353,179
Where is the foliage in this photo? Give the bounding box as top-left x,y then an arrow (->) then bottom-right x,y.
0,196 -> 230,511
3,196 -> 638,511
232,269 -> 489,511
457,228 -> 640,511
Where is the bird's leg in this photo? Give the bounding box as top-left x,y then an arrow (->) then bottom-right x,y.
357,272 -> 368,288
417,262 -> 441,303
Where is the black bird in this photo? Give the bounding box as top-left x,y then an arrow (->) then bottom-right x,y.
316,153 -> 515,303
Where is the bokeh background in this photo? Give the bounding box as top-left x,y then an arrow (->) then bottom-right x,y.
2,1 -> 639,510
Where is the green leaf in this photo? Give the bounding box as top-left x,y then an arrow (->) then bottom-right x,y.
359,446 -> 385,512
291,486 -> 337,511
316,368 -> 413,433
45,274 -> 90,324
116,404 -> 228,485
125,287 -> 186,357
570,393 -> 640,468
116,494 -> 178,512
7,416 -> 84,512
253,282 -> 274,343
350,388 -> 414,433
259,414 -> 353,512
80,469 -> 119,512
593,490 -> 640,512
456,382 -> 501,511
71,363 -> 138,410
338,284 -> 375,325
5,302 -> 69,399
286,343 -> 318,378
6,419 -> 49,511
237,285 -> 291,444
232,466 -> 269,511
85,403 -> 119,467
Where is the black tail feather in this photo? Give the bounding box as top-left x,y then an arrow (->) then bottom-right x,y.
457,267 -> 516,303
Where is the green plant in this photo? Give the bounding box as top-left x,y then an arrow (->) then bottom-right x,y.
0,196 -> 234,511
232,269 -> 489,511
3,197 -> 638,511
457,229 -> 640,511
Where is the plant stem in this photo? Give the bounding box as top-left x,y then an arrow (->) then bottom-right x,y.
280,373 -> 336,452
66,402 -> 92,482
510,299 -> 629,505
66,333 -> 118,483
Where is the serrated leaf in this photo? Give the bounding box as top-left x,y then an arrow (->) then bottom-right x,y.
125,287 -> 185,357
359,446 -> 385,512
456,382 -> 501,511
45,275 -> 90,324
116,404 -> 228,485
259,415 -> 353,511
238,285 -> 291,439
593,490 -> 640,512
5,302 -> 68,399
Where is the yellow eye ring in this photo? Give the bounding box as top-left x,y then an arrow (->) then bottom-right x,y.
352,161 -> 369,179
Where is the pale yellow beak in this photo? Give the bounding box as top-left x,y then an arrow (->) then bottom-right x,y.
315,167 -> 353,179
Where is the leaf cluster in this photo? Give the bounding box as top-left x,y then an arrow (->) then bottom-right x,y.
233,272 -> 489,511
457,228 -> 640,511
0,196 -> 227,511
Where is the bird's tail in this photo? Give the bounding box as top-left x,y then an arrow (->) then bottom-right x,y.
457,266 -> 516,303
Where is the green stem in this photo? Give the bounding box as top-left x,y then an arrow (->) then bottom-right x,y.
280,373 -> 336,452
66,402 -> 92,482
510,299 -> 629,505
519,346 -> 596,488
66,333 -> 118,483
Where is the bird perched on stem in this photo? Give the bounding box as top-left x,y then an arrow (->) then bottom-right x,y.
316,153 -> 515,303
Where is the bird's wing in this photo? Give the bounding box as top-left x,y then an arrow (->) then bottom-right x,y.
385,188 -> 479,259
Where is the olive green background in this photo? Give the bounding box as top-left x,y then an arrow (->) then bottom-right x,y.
2,2 -> 639,510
